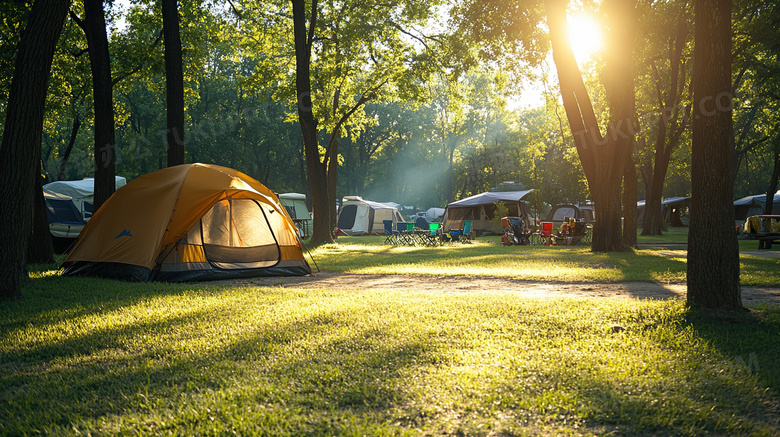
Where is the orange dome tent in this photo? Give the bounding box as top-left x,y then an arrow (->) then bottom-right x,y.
62,163 -> 311,281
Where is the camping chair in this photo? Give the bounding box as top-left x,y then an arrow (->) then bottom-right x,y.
439,226 -> 455,243
408,222 -> 429,245
460,220 -> 473,243
428,222 -> 442,246
510,217 -> 531,245
396,222 -> 411,245
447,222 -> 468,243
532,221 -> 554,245
383,220 -> 399,245
501,217 -> 513,246
553,218 -> 571,245
567,220 -> 590,245
501,217 -> 530,245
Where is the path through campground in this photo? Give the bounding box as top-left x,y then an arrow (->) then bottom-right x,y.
235,271 -> 780,307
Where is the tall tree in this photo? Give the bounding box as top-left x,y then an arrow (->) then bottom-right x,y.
162,0 -> 185,166
74,0 -> 117,211
545,0 -> 638,252
638,2 -> 692,236
288,0 -> 437,243
687,0 -> 741,309
623,154 -> 638,247
0,0 -> 71,299
291,0 -> 332,244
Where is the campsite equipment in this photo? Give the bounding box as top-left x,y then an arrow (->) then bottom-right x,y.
336,196 -> 404,235
62,163 -> 311,282
743,214 -> 780,249
531,222 -> 555,245
555,218 -> 591,245
383,220 -> 399,245
43,176 -> 127,221
442,190 -> 534,236
501,217 -> 531,245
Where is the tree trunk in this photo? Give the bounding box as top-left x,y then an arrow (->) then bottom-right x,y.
292,0 -> 334,245
82,0 -> 117,211
163,0 -> 185,166
446,142 -> 454,203
687,0 -> 741,309
642,157 -> 666,234
58,114 -> 81,180
765,144 -> 779,215
623,155 -> 638,248
0,0 -> 71,299
545,0 -> 637,252
327,136 -> 339,232
641,16 -> 689,236
28,173 -> 55,264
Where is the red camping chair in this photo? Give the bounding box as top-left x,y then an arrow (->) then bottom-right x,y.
532,221 -> 554,245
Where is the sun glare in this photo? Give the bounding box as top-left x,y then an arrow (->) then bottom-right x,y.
567,13 -> 603,63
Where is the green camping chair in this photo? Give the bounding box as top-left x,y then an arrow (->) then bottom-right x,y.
427,222 -> 442,246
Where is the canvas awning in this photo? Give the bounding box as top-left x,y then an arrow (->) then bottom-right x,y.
446,190 -> 534,207
734,191 -> 780,207
443,190 -> 534,235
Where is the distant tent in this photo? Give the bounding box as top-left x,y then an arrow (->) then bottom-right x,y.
336,196 -> 404,235
43,176 -> 127,221
547,203 -> 595,223
279,193 -> 312,238
661,197 -> 690,227
43,188 -> 86,253
279,193 -> 311,221
379,201 -> 403,210
43,188 -> 85,238
62,164 -> 311,282
637,197 -> 691,227
734,191 -> 780,222
424,207 -> 445,222
442,190 -> 534,235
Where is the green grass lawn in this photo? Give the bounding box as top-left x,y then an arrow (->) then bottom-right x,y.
2,232 -> 779,436
307,229 -> 779,287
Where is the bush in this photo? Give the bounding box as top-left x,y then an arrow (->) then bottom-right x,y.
491,201 -> 509,233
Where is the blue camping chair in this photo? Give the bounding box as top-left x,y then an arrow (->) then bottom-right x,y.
449,220 -> 471,243
383,220 -> 399,245
447,220 -> 472,243
460,220 -> 473,243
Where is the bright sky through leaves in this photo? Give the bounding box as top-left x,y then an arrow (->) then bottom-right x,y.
567,13 -> 603,64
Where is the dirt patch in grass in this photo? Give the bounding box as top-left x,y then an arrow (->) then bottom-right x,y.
234,272 -> 780,307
